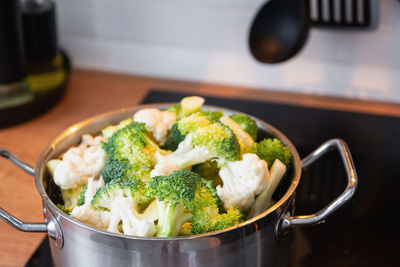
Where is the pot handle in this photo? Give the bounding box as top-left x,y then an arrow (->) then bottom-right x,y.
0,148 -> 48,233
278,139 -> 358,234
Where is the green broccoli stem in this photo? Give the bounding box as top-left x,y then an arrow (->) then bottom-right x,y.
139,132 -> 170,156
248,159 -> 287,219
156,201 -> 192,237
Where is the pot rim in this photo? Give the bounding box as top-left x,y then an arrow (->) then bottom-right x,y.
35,103 -> 302,241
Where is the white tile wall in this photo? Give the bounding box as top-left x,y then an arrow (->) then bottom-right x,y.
55,0 -> 400,103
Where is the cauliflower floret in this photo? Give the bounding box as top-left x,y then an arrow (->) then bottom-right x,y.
133,108 -> 177,146
150,133 -> 213,177
107,198 -> 156,237
70,176 -> 110,230
53,135 -> 106,190
216,153 -> 269,211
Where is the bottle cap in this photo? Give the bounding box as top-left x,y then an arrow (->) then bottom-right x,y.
22,0 -> 58,63
0,0 -> 26,84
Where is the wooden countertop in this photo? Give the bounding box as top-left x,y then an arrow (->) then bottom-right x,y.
1,69 -> 399,267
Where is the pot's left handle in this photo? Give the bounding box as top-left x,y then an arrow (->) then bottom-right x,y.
0,149 -> 59,237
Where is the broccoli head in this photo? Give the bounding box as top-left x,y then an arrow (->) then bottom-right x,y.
102,122 -> 169,183
190,175 -> 244,235
191,122 -> 240,161
256,138 -> 292,170
177,112 -> 212,135
92,179 -> 148,211
101,118 -> 133,140
148,170 -> 197,237
230,114 -> 258,141
104,122 -> 153,164
148,170 -> 243,237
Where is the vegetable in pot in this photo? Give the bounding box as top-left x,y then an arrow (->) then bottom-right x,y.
47,96 -> 292,238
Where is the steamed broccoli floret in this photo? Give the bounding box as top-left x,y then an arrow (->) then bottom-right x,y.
203,110 -> 223,121
101,157 -> 132,183
177,112 -> 212,135
92,179 -> 140,209
104,122 -> 153,164
102,118 -> 133,140
148,170 -> 196,237
192,160 -> 222,186
163,111 -> 215,153
92,179 -> 155,236
163,111 -> 224,152
175,113 -> 240,161
163,123 -> 185,151
230,114 -> 258,141
256,138 -> 292,170
101,122 -> 168,183
191,122 -> 240,161
190,174 -> 244,235
76,185 -> 88,206
148,170 -> 243,237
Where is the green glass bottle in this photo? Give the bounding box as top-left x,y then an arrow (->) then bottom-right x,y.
22,0 -> 66,93
0,0 -> 33,109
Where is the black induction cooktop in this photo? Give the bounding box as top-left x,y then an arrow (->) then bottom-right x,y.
26,90 -> 400,267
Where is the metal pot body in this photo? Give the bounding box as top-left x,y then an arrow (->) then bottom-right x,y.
45,198 -> 292,267
0,104 -> 357,267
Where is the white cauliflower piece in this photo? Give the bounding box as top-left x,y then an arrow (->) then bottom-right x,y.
53,135 -> 106,190
70,176 -> 110,230
217,153 -> 269,211
133,108 -> 176,146
107,198 -> 156,237
150,133 -> 213,177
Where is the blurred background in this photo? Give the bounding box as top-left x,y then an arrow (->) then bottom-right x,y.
55,0 -> 399,103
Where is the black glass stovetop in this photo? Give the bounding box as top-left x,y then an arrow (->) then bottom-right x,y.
26,90 -> 400,267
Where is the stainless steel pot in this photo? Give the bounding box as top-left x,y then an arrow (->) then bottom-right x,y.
0,104 -> 357,267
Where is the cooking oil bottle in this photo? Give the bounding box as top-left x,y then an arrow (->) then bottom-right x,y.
0,0 -> 68,128
0,0 -> 33,109
22,0 -> 66,93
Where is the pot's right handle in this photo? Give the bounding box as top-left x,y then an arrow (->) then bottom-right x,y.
278,139 -> 358,234
0,148 -> 61,243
